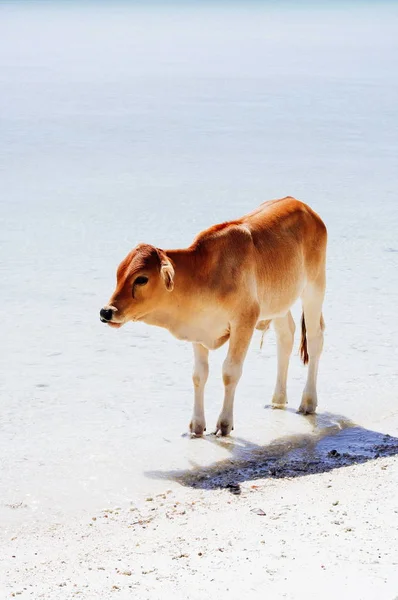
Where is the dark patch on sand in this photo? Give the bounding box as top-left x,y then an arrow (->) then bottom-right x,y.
147,413 -> 398,493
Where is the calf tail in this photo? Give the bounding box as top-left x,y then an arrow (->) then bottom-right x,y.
299,312 -> 325,365
299,312 -> 309,365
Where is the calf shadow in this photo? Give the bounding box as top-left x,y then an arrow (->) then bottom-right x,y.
146,410 -> 398,494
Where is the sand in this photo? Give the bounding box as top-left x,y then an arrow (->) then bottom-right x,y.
3,456 -> 398,599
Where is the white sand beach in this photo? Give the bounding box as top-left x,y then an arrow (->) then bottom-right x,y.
1,2 -> 398,598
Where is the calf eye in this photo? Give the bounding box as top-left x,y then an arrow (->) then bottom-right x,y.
132,276 -> 148,297
134,276 -> 148,286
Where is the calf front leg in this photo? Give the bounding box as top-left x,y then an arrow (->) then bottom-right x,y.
190,343 -> 209,436
215,309 -> 258,436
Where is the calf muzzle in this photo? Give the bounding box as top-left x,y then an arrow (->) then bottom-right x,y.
100,307 -> 115,323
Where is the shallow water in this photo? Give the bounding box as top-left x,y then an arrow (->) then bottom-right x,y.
1,1 -> 398,528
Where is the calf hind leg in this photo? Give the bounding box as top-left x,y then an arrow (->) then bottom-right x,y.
298,281 -> 325,414
272,311 -> 295,408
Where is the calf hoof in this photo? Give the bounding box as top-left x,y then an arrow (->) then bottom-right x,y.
298,394 -> 317,415
215,419 -> 234,437
189,418 -> 206,437
271,392 -> 287,409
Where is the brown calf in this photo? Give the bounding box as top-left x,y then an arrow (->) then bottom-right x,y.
100,197 -> 327,436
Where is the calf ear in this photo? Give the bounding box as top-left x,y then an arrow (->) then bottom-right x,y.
160,257 -> 174,291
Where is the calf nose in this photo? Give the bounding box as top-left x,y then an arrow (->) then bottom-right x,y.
100,307 -> 113,322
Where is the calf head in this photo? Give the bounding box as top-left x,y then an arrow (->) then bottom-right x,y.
100,244 -> 174,328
